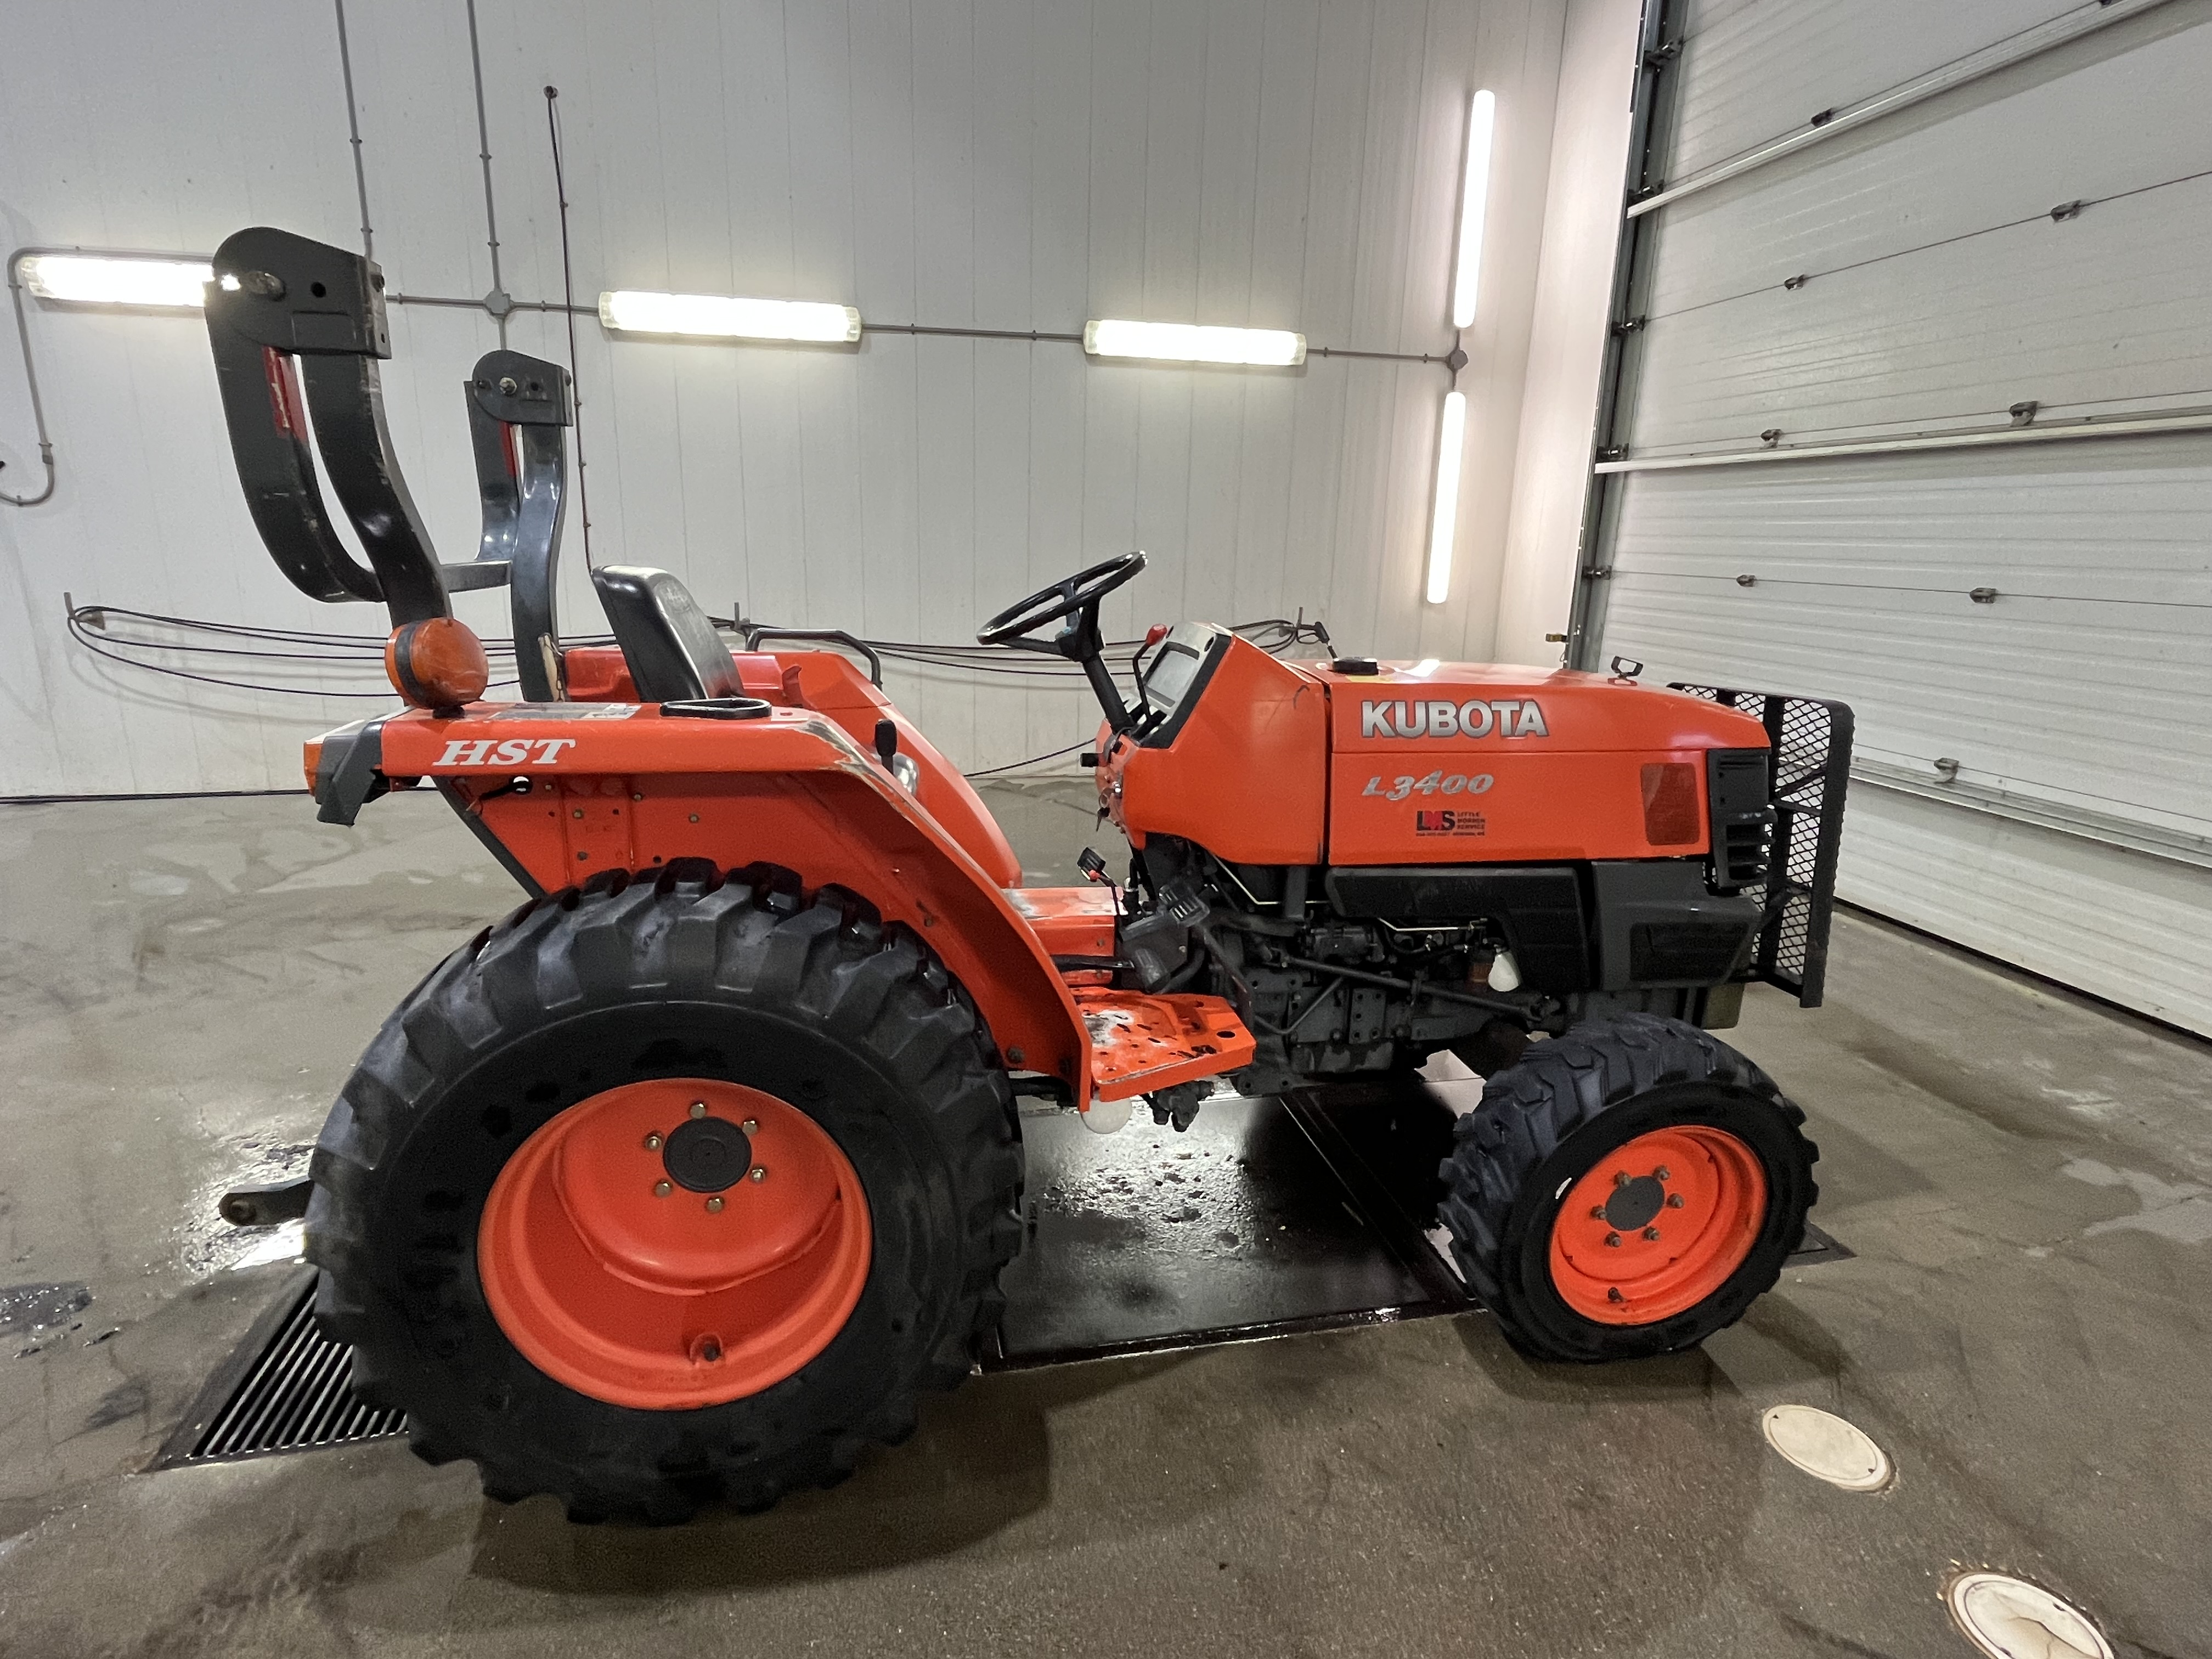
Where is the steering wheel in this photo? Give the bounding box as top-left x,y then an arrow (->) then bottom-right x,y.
975,552 -> 1147,648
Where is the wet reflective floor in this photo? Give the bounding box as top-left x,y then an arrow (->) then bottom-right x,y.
0,783 -> 2207,1657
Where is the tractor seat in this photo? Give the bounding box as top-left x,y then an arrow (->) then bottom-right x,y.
590,566 -> 744,702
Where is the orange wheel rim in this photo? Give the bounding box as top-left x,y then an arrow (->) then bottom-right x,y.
478,1079 -> 871,1408
1547,1125 -> 1767,1326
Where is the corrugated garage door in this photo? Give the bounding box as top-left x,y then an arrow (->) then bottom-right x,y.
1576,0 -> 2212,1035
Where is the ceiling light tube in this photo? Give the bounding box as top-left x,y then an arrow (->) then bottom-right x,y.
21,253 -> 213,309
599,290 -> 861,343
1452,91 -> 1497,330
1084,319 -> 1306,367
1425,391 -> 1468,605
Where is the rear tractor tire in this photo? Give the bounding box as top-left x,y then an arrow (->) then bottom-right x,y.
1437,1012 -> 1816,1363
306,862 -> 1023,1522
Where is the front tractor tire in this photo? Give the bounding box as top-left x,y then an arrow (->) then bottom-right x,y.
1438,1013 -> 1817,1363
305,863 -> 1023,1523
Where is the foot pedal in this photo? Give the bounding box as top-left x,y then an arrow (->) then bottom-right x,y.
1075,989 -> 1256,1102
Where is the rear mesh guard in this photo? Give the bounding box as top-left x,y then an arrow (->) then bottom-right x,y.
1673,687 -> 1853,1007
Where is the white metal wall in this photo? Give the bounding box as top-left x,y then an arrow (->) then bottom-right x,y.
0,0 -> 1588,795
1495,0 -> 1642,665
1591,0 -> 2212,1034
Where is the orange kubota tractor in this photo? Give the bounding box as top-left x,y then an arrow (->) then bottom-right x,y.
202,229 -> 1850,1522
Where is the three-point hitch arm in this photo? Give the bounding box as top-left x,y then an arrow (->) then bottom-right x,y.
203,227 -> 573,699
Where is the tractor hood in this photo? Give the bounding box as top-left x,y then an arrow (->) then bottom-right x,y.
1102,627 -> 1774,869
1321,660 -> 1771,865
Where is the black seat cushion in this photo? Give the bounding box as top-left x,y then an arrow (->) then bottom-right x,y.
590,566 -> 744,702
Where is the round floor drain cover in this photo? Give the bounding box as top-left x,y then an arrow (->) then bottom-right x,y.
1759,1403 -> 1892,1491
1944,1571 -> 2111,1659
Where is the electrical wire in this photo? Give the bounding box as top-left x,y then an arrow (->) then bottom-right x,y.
962,741 -> 1091,778
61,598 -> 1335,704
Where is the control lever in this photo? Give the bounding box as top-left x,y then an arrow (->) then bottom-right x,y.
872,719 -> 919,791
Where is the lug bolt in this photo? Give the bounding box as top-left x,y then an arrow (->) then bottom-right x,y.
572,808 -> 585,819
749,1166 -> 768,1183
1655,1166 -> 1671,1181
690,1101 -> 708,1119
1643,1227 -> 1661,1242
1613,1171 -> 1630,1188
1589,1205 -> 1606,1220
706,1195 -> 725,1213
1667,1193 -> 1685,1208
742,1119 -> 758,1134
1604,1232 -> 1621,1248
644,1132 -> 662,1150
653,1180 -> 672,1197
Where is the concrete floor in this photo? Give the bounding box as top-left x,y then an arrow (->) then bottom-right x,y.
0,782 -> 2207,1658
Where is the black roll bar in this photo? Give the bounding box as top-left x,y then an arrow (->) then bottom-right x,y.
204,228 -> 403,610
465,351 -> 572,701
205,228 -> 574,700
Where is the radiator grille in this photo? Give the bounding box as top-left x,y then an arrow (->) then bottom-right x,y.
1673,687 -> 1853,1006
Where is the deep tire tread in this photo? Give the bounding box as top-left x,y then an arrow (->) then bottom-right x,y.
307,868 -> 1023,1523
1437,1012 -> 1818,1363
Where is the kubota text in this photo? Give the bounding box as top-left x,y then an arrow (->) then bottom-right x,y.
1359,698 -> 1548,740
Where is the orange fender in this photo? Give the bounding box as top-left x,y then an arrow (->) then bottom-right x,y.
375,704 -> 1091,1102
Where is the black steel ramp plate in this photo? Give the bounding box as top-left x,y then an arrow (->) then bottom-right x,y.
156,1080 -> 1848,1465
983,1086 -> 1474,1370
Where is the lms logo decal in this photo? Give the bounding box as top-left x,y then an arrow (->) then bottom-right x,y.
1415,809 -> 1485,837
1360,698 -> 1547,740
437,737 -> 578,766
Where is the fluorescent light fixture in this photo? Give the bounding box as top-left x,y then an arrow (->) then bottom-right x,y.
1425,391 -> 1468,605
1451,90 -> 1497,330
21,253 -> 213,309
1084,319 -> 1305,367
599,289 -> 861,343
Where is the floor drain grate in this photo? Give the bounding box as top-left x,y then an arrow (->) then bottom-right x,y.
156,1268 -> 404,1466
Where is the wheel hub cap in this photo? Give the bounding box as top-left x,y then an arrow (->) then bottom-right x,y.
1602,1172 -> 1667,1232
662,1114 -> 753,1192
